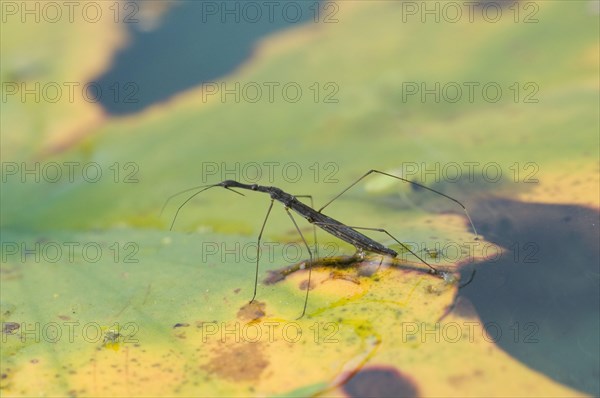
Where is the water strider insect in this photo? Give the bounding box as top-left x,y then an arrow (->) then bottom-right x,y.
162,169 -> 479,318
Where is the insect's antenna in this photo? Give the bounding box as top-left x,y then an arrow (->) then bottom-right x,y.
160,184 -> 213,217
168,184 -> 220,231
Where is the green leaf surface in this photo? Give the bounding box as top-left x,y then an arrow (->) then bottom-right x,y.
1,0 -> 598,396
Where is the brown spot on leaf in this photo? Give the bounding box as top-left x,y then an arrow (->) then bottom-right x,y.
2,322 -> 20,334
237,301 -> 265,320
202,343 -> 268,381
0,265 -> 21,281
329,271 -> 361,284
264,271 -> 284,284
299,278 -> 318,291
264,267 -> 293,285
343,367 -> 420,398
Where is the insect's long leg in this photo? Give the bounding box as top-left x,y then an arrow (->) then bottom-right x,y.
251,199 -> 275,303
294,195 -> 319,259
284,207 -> 314,319
318,169 -> 479,239
313,222 -> 438,274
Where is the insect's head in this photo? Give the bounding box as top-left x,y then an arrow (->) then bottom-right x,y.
218,180 -> 261,193
218,180 -> 247,196
219,180 -> 242,189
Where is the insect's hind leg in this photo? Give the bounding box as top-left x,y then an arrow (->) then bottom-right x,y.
251,199 -> 275,304
352,225 -> 439,274
313,222 -> 439,275
294,195 -> 319,259
284,207 -> 314,319
318,169 -> 479,240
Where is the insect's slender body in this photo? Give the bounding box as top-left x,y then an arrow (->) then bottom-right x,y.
236,181 -> 398,257
163,169 -> 479,318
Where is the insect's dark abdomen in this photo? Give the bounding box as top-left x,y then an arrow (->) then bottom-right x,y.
285,198 -> 398,258
316,221 -> 398,257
